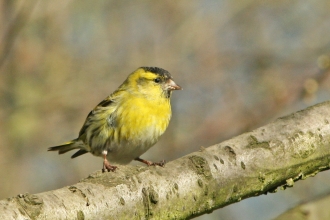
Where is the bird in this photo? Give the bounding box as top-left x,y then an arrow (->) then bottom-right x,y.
48,67 -> 181,172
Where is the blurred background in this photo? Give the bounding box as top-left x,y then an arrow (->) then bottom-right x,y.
1,0 -> 330,219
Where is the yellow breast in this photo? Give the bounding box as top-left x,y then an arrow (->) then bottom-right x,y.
114,95 -> 171,145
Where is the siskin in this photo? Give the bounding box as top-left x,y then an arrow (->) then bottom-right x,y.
48,67 -> 181,172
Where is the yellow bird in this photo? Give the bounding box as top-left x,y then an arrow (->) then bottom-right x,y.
48,67 -> 181,172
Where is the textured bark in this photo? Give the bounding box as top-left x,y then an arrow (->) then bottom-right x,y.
1,101 -> 330,220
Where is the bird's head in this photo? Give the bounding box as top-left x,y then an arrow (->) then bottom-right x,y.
125,67 -> 182,99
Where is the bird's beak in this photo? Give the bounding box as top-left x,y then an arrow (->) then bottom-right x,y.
166,79 -> 182,91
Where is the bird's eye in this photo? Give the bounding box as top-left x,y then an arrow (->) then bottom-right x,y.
154,78 -> 161,83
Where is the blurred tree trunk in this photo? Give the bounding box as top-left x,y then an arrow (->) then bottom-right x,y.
0,0 -> 37,67
1,101 -> 330,219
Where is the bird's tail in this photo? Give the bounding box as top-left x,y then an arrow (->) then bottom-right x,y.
48,139 -> 88,158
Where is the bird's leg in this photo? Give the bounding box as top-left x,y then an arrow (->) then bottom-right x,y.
102,150 -> 117,172
135,157 -> 166,167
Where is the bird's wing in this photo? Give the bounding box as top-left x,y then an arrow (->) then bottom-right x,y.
78,95 -> 116,138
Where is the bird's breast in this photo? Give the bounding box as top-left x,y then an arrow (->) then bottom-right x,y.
116,97 -> 172,144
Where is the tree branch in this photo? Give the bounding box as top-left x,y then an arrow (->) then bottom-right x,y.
1,101 -> 330,219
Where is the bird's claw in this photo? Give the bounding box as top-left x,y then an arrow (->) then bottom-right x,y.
151,160 -> 166,167
102,160 -> 117,172
135,157 -> 166,167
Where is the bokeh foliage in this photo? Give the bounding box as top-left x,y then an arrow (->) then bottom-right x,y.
0,1 -> 330,219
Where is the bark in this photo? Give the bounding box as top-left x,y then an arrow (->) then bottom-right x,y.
1,101 -> 330,220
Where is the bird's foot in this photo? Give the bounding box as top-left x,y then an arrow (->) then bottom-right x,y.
102,159 -> 117,172
101,150 -> 117,172
135,157 -> 166,167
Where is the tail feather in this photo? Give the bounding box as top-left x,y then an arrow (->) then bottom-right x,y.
71,149 -> 88,158
48,139 -> 88,158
